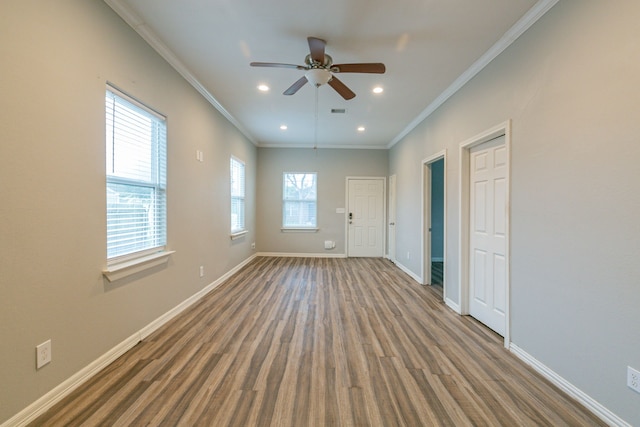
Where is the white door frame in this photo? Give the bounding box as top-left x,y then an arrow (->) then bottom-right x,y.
388,174 -> 397,263
459,121 -> 511,348
345,176 -> 387,257
421,151 -> 447,292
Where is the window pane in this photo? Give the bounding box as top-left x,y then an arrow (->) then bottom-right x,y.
231,197 -> 245,232
106,87 -> 167,260
283,173 -> 316,200
283,201 -> 317,227
107,182 -> 166,258
230,157 -> 245,233
283,173 -> 317,228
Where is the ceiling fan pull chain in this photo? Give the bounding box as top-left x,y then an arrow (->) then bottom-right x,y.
313,86 -> 319,151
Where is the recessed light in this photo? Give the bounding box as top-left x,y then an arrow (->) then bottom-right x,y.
373,86 -> 383,94
258,84 -> 270,92
357,126 -> 366,132
280,125 -> 288,130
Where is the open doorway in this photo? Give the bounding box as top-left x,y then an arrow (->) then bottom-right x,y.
422,151 -> 446,298
430,159 -> 445,291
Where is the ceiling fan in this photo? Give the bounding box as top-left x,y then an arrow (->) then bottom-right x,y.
250,36 -> 386,100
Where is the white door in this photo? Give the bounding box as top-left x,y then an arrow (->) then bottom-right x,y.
388,175 -> 397,262
348,178 -> 384,257
469,136 -> 507,335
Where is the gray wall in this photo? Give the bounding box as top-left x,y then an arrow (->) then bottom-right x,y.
2,0 -> 639,424
389,0 -> 640,423
257,148 -> 388,255
0,1 -> 256,422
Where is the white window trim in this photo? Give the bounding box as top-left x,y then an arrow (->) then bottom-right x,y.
103,249 -> 175,282
230,156 -> 246,235
105,83 -> 168,264
230,230 -> 249,240
282,172 -> 318,229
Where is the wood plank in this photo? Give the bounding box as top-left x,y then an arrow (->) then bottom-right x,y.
29,257 -> 606,427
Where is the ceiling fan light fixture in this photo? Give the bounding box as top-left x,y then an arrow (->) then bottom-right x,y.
257,84 -> 270,92
305,68 -> 332,87
373,86 -> 384,94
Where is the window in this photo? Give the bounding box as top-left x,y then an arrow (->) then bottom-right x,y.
105,85 -> 167,261
230,156 -> 245,234
283,172 -> 317,228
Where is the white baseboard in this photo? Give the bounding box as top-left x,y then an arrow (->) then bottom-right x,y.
393,261 -> 423,284
2,332 -> 141,427
2,254 -> 258,427
139,254 -> 257,340
444,297 -> 461,314
256,252 -> 347,258
509,344 -> 630,427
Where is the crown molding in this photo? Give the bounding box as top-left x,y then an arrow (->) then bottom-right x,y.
103,0 -> 258,146
387,0 -> 560,149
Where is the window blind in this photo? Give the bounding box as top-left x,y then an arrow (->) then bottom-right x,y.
106,87 -> 167,260
230,157 -> 245,233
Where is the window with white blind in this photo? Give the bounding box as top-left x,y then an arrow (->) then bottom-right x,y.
283,172 -> 317,229
105,85 -> 167,261
230,156 -> 246,234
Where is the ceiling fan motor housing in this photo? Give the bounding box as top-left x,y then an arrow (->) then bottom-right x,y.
305,53 -> 333,68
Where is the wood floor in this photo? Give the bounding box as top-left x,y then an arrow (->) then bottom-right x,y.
31,257 -> 605,426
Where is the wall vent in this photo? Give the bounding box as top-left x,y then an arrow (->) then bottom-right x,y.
331,108 -> 347,114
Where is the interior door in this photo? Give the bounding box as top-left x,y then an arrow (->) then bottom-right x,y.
348,178 -> 384,257
469,136 -> 507,335
388,174 -> 397,262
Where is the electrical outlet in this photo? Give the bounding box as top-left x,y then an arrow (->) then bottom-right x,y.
199,266 -> 204,278
251,242 -> 256,250
628,366 -> 640,393
36,340 -> 52,369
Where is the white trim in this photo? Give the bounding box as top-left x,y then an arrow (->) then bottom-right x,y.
230,230 -> 249,240
387,0 -> 559,148
103,0 -> 257,146
459,121 -> 511,348
444,298 -> 461,314
257,252 -> 347,259
258,143 -> 389,150
509,344 -> 631,427
430,257 -> 444,262
105,1 -> 558,151
421,151 -> 447,294
3,254 -> 257,427
103,250 -> 175,282
280,228 -> 319,233
393,260 -> 422,284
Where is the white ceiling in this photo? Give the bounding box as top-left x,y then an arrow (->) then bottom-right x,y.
105,0 -> 555,149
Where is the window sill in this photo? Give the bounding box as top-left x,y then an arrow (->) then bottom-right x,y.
281,228 -> 319,233
103,250 -> 175,282
230,230 -> 248,240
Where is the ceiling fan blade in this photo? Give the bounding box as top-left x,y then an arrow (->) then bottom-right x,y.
250,62 -> 307,70
307,37 -> 326,64
332,63 -> 386,73
283,76 -> 308,95
328,76 -> 356,100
